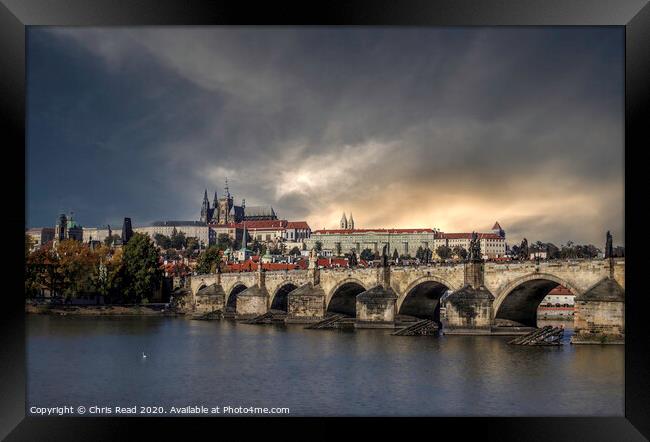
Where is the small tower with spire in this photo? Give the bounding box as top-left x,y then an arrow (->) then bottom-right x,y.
340,213 -> 348,229
349,213 -> 355,230
492,221 -> 505,239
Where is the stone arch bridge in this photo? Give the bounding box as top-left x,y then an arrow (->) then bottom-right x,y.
187,258 -> 624,335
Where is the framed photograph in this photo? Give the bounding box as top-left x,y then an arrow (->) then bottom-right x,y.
3,0 -> 649,439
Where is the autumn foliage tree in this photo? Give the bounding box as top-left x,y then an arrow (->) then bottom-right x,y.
25,234 -> 162,304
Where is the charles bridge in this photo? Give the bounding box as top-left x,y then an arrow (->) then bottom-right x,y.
185,255 -> 625,342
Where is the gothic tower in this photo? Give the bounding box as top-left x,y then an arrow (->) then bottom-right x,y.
55,213 -> 68,243
349,213 -> 355,230
492,221 -> 505,239
340,213 -> 348,229
217,179 -> 234,225
121,217 -> 133,244
200,189 -> 210,224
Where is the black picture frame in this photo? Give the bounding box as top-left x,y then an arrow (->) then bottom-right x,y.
2,1 -> 648,440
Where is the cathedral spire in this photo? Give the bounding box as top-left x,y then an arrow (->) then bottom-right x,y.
224,178 -> 230,198
241,222 -> 247,251
349,213 -> 354,230
340,213 -> 348,229
200,189 -> 210,223
213,191 -> 218,208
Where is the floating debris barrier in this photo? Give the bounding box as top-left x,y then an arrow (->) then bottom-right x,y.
393,319 -> 439,336
304,314 -> 348,329
508,325 -> 564,346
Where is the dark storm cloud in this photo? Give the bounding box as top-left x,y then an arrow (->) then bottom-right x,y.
26,27 -> 624,246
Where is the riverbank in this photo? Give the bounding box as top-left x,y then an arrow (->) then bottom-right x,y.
25,303 -> 183,316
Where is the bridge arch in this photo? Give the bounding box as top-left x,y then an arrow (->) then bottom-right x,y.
270,282 -> 298,312
397,276 -> 454,322
493,273 -> 581,327
326,278 -> 369,317
226,283 -> 248,313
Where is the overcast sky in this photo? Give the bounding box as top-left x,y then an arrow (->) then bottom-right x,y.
26,27 -> 624,246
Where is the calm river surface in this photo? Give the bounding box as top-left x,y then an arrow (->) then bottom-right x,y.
27,315 -> 623,416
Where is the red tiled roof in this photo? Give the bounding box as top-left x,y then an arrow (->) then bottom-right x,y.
492,221 -> 502,230
238,220 -> 288,230
437,232 -> 503,240
209,223 -> 239,229
286,221 -> 311,230
317,257 -> 349,267
225,261 -> 301,272
548,285 -> 573,295
313,228 -> 435,234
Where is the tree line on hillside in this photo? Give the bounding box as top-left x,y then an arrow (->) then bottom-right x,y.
25,233 -> 162,304
324,239 -> 622,264
512,239 -> 623,260
153,228 -> 201,252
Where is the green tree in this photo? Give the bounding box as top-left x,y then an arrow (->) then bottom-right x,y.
392,249 -> 399,261
360,248 -> 375,261
186,237 -> 200,251
435,245 -> 452,260
119,233 -> 162,304
170,228 -> 187,250
153,233 -> 172,249
249,239 -> 262,254
195,246 -> 222,274
314,241 -> 323,252
217,233 -> 233,251
289,246 -> 301,256
452,246 -> 468,261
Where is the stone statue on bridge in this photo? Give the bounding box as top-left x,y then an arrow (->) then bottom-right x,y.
467,232 -> 482,263
381,244 -> 389,267
349,250 -> 358,267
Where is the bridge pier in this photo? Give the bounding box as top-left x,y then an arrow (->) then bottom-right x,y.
441,262 -> 494,334
194,283 -> 226,315
185,256 -> 625,337
571,277 -> 625,344
441,286 -> 494,334
236,265 -> 269,319
355,285 -> 398,328
286,249 -> 327,323
286,284 -> 326,323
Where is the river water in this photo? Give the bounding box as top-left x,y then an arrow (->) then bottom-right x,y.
27,316 -> 623,417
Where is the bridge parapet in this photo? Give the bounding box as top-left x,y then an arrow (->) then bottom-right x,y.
187,258 -> 624,330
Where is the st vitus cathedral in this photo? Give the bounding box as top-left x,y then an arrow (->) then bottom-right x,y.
200,179 -> 277,225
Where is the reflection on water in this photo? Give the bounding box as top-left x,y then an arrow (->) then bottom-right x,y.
27,315 -> 623,416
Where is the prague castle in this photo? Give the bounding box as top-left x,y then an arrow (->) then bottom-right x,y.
200,179 -> 277,225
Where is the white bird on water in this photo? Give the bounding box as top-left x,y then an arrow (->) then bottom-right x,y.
142,351 -> 147,359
